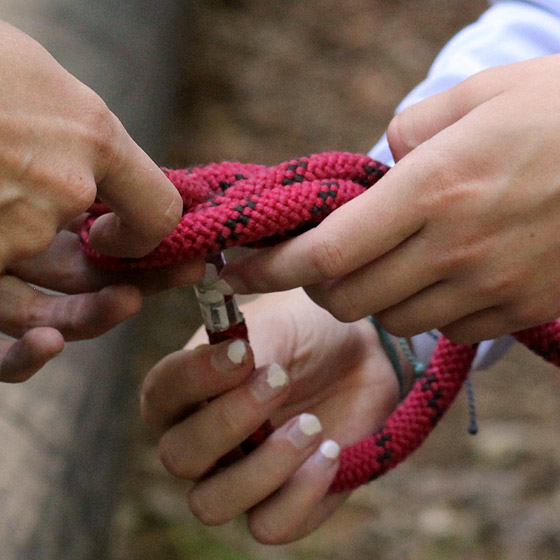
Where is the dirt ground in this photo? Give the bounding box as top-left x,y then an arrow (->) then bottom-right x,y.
110,2 -> 560,559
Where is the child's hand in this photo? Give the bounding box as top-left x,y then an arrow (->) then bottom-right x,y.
141,289 -> 400,544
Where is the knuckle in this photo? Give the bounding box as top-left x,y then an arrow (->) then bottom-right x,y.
375,310 -> 415,338
12,221 -> 57,262
421,171 -> 470,217
147,190 -> 183,242
249,517 -> 295,545
139,394 -> 154,428
415,153 -> 486,222
386,109 -> 417,159
325,285 -> 363,323
439,246 -> 473,273
188,487 -> 230,526
440,324 -> 478,345
81,92 -> 122,174
158,431 -> 214,480
65,175 -> 97,216
436,236 -> 487,277
308,231 -> 348,281
507,300 -> 551,331
214,398 -> 243,439
10,301 -> 38,338
31,226 -> 56,256
157,434 -> 192,479
475,272 -> 516,302
139,374 -> 161,427
455,70 -> 490,110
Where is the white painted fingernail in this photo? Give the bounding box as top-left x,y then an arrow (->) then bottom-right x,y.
266,363 -> 289,388
299,413 -> 322,436
320,440 -> 340,459
227,339 -> 247,364
287,413 -> 322,449
314,440 -> 341,467
210,339 -> 248,372
250,363 -> 289,402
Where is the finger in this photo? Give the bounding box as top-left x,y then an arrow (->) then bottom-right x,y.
219,169 -> 426,294
440,305 -> 535,345
187,413 -> 324,527
64,212 -> 91,235
248,440 -> 344,544
141,340 -> 254,432
88,119 -> 183,258
7,230 -> 205,294
0,327 -> 65,383
158,363 -> 290,480
372,279 -> 495,338
0,275 -> 141,340
304,230 -> 440,323
387,66 -> 509,161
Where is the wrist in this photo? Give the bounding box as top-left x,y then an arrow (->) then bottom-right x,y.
392,338 -> 416,396
368,317 -> 425,400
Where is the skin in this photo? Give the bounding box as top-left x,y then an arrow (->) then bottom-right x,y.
0,222 -> 204,382
0,21 -> 205,381
141,289 -> 402,544
217,55 -> 560,344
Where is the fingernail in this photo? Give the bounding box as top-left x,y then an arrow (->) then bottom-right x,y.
250,363 -> 289,403
314,440 -> 341,467
216,273 -> 244,295
201,263 -> 219,287
200,263 -> 235,295
287,413 -> 323,449
212,278 -> 235,295
227,339 -> 247,363
210,339 -> 248,372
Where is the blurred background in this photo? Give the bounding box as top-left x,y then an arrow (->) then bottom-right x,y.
109,1 -> 560,559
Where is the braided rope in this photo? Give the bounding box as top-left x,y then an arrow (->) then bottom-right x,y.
80,152 -> 560,492
81,153 -> 388,268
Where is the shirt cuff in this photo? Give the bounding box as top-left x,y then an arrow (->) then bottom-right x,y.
410,332 -> 515,372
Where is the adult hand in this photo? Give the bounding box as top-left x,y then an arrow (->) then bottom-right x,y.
141,289 -> 400,544
217,55 -> 560,343
0,21 -> 201,381
0,20 -> 182,266
0,218 -> 204,383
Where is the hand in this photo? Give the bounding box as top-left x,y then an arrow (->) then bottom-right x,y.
217,55 -> 560,343
141,289 -> 400,544
0,21 -> 200,381
0,20 -> 182,268
0,218 -> 204,383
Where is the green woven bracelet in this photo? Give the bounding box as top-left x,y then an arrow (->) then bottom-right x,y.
368,316 -> 405,399
396,336 -> 426,378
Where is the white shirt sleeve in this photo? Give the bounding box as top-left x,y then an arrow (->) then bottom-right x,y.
369,0 -> 560,370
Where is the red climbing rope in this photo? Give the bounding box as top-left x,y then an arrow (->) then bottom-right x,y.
80,151 -> 560,492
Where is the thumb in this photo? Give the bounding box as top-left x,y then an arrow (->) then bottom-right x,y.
386,67 -> 508,162
88,116 -> 183,258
